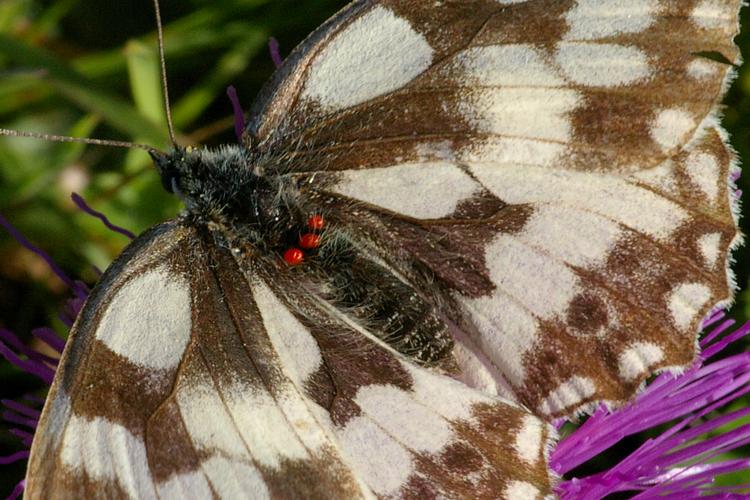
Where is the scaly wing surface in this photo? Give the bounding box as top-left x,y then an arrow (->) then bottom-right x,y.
248,0 -> 742,417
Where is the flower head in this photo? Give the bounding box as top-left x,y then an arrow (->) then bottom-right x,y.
554,311 -> 750,498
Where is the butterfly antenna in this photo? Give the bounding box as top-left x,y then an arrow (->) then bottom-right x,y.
0,128 -> 160,154
152,0 -> 177,147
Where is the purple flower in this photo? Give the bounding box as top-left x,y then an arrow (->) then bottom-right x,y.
554,311 -> 750,498
1,199 -> 749,498
0,200 -> 118,499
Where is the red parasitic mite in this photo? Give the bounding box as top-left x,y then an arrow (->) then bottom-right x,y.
283,247 -> 304,266
307,215 -> 325,231
299,233 -> 321,249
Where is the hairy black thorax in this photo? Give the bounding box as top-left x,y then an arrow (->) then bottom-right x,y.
151,145 -> 307,252
150,145 -> 454,367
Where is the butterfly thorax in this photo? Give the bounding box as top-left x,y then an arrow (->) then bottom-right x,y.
151,145 -> 306,252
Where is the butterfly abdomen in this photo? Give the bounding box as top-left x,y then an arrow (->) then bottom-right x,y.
316,235 -> 454,366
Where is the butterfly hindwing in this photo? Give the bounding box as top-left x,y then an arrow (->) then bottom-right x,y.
260,262 -> 554,498
26,219 -> 554,499
248,0 -> 742,416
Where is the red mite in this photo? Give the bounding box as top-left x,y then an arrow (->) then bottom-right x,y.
307,214 -> 325,231
283,248 -> 304,266
283,215 -> 325,265
299,233 -> 321,249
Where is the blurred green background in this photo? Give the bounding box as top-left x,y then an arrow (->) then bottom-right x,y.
0,0 -> 748,493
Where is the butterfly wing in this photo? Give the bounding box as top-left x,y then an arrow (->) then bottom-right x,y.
248,0 -> 742,417
26,219 -> 554,498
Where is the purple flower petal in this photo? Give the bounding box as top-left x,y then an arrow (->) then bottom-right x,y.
7,479 -> 25,500
1,400 -> 41,420
0,213 -> 83,298
554,317 -> 750,498
9,428 -> 34,447
0,340 -> 55,385
268,37 -> 282,68
30,328 -> 65,355
227,86 -> 246,143
22,395 -> 45,405
70,193 -> 135,240
1,410 -> 38,429
0,451 -> 29,465
0,329 -> 58,368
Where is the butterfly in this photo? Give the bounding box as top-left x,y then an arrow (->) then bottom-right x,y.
20,0 -> 741,498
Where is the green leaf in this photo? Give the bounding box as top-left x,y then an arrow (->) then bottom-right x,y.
172,28 -> 267,128
125,39 -> 166,128
0,34 -> 169,146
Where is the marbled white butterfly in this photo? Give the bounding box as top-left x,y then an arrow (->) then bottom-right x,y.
18,0 -> 742,498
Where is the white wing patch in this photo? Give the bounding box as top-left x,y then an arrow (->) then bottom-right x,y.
252,280 -> 322,383
685,151 -> 720,202
302,5 -> 433,111
157,470 -> 212,499
518,205 -> 622,268
503,480 -> 541,500
618,342 -> 665,381
459,292 -> 537,388
691,0 -> 736,29
335,362 -> 547,497
60,415 -> 156,499
461,137 -> 567,168
332,162 -> 480,219
650,108 -> 696,151
403,362 -> 500,420
469,163 -> 688,241
225,387 -> 310,469
33,387 -> 71,462
668,282 -> 712,331
687,58 -> 720,79
539,376 -> 597,415
563,0 -> 657,40
445,41 -> 582,147
177,375 -> 318,472
450,45 -> 565,87
451,342 -> 515,401
339,415 -> 414,497
699,232 -> 722,267
630,163 -> 679,195
95,266 -> 191,371
555,43 -> 651,87
201,455 -> 270,500
355,384 -> 454,454
176,378 -> 250,459
457,230 -> 586,387
484,234 -> 580,320
461,88 -> 581,143
514,415 -> 544,464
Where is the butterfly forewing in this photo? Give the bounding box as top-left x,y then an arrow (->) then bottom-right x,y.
249,0 -> 742,416
26,219 -> 554,498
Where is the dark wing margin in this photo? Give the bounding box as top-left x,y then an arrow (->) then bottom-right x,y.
26,218 -> 555,498
247,0 -> 743,418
